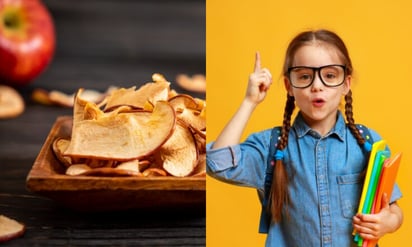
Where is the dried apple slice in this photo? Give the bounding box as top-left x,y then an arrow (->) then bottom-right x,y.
52,138 -> 72,167
103,79 -> 170,110
191,126 -> 206,155
32,88 -> 54,105
157,120 -> 198,177
64,101 -> 176,161
33,87 -> 111,108
86,159 -> 115,169
66,164 -> 92,176
168,89 -> 178,99
142,167 -> 167,177
115,160 -> 150,173
0,215 -> 25,243
168,94 -> 205,131
48,90 -> 74,107
0,85 -> 24,119
66,163 -> 144,177
71,88 -> 90,123
191,154 -> 206,177
176,74 -> 206,93
152,73 -> 167,82
81,167 -> 141,177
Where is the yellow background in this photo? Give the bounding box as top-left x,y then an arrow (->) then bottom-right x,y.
206,0 -> 412,246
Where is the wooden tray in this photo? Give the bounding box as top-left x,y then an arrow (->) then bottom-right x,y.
26,116 -> 205,211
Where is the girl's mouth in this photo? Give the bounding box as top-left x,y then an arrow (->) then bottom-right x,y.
312,98 -> 325,107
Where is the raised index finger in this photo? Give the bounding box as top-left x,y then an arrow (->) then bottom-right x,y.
254,51 -> 261,72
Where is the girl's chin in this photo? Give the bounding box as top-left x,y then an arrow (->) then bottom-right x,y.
301,111 -> 336,124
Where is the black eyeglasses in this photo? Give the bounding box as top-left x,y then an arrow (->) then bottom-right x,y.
287,64 -> 347,88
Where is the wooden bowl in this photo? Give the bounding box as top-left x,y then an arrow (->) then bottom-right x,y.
26,116 -> 205,211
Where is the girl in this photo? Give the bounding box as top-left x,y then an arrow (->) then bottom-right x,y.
206,29 -> 403,246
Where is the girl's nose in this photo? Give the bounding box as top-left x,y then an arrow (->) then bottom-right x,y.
310,73 -> 324,91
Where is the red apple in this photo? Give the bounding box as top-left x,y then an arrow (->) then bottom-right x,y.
0,0 -> 55,86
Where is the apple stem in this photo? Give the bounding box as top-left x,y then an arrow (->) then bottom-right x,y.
4,13 -> 20,29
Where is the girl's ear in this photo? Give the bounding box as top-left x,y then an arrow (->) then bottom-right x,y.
343,75 -> 352,95
284,77 -> 294,96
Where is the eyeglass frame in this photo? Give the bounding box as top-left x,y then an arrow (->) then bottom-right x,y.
287,64 -> 348,89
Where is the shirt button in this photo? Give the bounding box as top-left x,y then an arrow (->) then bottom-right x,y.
323,236 -> 331,242
321,205 -> 329,214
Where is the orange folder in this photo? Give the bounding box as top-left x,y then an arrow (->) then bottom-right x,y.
372,152 -> 402,212
364,152 -> 402,247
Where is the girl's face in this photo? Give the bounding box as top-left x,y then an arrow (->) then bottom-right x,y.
284,43 -> 351,135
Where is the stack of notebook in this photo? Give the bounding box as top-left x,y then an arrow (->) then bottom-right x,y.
353,140 -> 402,247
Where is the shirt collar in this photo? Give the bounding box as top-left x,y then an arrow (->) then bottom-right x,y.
292,111 -> 346,141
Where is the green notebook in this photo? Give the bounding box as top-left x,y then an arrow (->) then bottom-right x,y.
362,150 -> 389,214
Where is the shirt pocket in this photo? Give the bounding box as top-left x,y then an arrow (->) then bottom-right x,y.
336,173 -> 363,218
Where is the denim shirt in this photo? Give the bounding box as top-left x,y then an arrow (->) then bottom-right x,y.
206,111 -> 402,247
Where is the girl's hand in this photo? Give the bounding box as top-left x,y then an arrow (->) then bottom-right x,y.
211,51 -> 274,149
352,193 -> 403,241
245,51 -> 273,105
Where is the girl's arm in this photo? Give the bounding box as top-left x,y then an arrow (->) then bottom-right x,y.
211,52 -> 273,149
352,193 -> 403,240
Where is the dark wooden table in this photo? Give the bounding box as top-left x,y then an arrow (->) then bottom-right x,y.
0,1 -> 205,246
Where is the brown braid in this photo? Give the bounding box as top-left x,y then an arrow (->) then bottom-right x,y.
269,94 -> 295,223
344,90 -> 366,146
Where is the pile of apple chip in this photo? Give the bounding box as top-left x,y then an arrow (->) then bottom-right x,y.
52,74 -> 205,177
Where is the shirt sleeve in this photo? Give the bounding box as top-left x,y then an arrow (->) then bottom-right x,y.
390,183 -> 402,203
206,129 -> 272,190
367,127 -> 403,203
